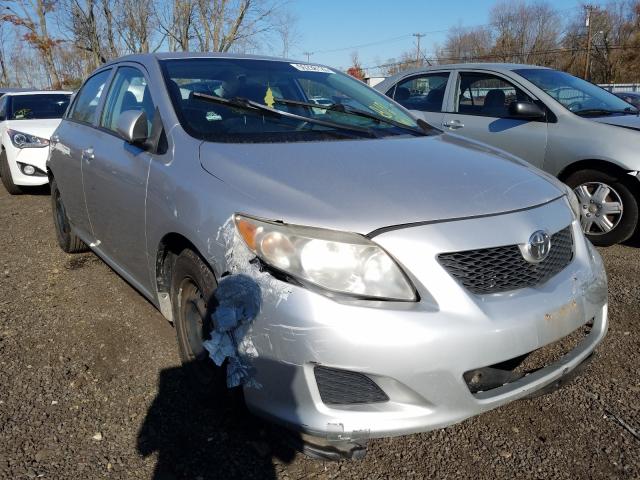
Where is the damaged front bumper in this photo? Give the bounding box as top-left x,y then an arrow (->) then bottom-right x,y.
235,198 -> 608,446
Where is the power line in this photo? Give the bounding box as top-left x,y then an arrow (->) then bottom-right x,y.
299,3 -> 599,65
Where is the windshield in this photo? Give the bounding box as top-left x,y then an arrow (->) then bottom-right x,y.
515,68 -> 637,115
161,58 -> 424,143
8,94 -> 70,120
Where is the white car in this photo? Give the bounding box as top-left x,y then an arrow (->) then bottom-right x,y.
0,90 -> 71,194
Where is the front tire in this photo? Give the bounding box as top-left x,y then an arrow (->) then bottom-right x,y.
0,148 -> 23,195
170,249 -> 226,397
50,178 -> 89,253
565,169 -> 638,246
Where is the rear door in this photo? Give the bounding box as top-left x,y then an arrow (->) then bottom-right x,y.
49,69 -> 112,239
385,71 -> 451,127
441,70 -> 548,167
82,63 -> 156,292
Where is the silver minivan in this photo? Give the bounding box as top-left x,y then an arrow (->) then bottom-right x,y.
48,54 -> 607,458
377,64 -> 640,246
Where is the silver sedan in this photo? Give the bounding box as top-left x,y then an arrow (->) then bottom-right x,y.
376,64 -> 640,246
47,53 -> 607,459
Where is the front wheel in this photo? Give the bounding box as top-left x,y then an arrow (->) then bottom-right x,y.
0,148 -> 23,195
171,249 -> 227,398
565,169 -> 639,246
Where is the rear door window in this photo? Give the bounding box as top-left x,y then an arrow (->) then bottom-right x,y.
391,73 -> 450,112
69,69 -> 111,124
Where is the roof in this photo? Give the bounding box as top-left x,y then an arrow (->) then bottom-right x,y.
422,62 -> 548,71
103,52 -> 306,69
375,63 -> 551,92
0,87 -> 33,93
1,90 -> 72,96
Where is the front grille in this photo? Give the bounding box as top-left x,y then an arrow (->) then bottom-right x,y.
437,226 -> 574,294
314,366 -> 389,405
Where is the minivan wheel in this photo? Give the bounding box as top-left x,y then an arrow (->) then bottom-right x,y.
50,178 -> 89,253
565,169 -> 638,246
171,249 -> 227,397
0,149 -> 23,195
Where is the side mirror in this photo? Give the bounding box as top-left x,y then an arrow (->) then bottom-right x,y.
116,110 -> 148,145
508,101 -> 546,120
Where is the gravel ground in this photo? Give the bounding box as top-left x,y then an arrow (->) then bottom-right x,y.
0,183 -> 638,480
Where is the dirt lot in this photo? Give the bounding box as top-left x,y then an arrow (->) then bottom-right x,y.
0,183 -> 638,480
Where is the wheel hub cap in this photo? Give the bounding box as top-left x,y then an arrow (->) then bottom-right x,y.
574,182 -> 623,235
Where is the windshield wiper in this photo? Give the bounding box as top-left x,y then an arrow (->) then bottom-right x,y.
274,98 -> 429,136
574,108 -> 639,116
191,92 -> 376,136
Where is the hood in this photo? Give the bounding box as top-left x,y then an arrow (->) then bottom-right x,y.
199,134 -> 564,234
5,119 -> 62,139
589,114 -> 640,130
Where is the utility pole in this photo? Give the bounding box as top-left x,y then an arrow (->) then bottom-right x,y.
303,51 -> 312,62
413,33 -> 425,66
584,5 -> 595,80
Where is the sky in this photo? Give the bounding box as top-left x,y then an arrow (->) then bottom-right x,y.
289,0 -> 605,74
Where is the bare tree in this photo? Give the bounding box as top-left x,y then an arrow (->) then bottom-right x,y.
193,0 -> 281,53
116,0 -> 159,53
0,22 -> 11,86
436,25 -> 493,63
1,0 -> 62,87
490,0 -> 561,65
158,0 -> 195,51
274,7 -> 299,57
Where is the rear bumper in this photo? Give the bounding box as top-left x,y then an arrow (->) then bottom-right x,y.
240,198 -> 608,441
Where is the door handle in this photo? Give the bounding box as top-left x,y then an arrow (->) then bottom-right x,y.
81,148 -> 95,163
443,120 -> 464,130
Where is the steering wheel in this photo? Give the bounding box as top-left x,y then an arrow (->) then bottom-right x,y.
295,120 -> 311,131
567,101 -> 583,112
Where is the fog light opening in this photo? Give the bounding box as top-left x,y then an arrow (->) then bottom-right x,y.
22,164 -> 36,176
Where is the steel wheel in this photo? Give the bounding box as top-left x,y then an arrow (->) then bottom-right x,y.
177,277 -> 210,362
574,182 -> 623,235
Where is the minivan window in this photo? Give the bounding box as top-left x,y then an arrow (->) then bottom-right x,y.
515,68 -> 638,115
69,69 -> 110,124
101,66 -> 155,136
7,94 -> 70,120
392,72 -> 449,112
161,58 -> 424,143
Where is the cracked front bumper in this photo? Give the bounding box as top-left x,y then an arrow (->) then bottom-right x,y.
241,198 -> 608,441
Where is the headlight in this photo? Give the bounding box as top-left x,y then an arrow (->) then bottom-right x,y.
564,184 -> 581,221
7,129 -> 50,148
234,214 -> 417,301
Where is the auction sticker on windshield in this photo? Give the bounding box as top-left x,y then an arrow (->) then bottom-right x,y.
290,64 -> 334,74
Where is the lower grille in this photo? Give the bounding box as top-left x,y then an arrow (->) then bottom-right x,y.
314,366 -> 389,405
438,226 -> 574,294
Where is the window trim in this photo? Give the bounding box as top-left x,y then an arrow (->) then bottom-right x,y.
448,69 -> 550,122
0,96 -> 7,121
96,64 -> 156,142
66,67 -> 115,127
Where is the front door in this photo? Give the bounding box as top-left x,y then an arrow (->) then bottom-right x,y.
441,71 -> 548,168
82,64 -> 156,292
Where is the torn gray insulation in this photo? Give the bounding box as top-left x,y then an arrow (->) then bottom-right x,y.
203,274 -> 263,388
